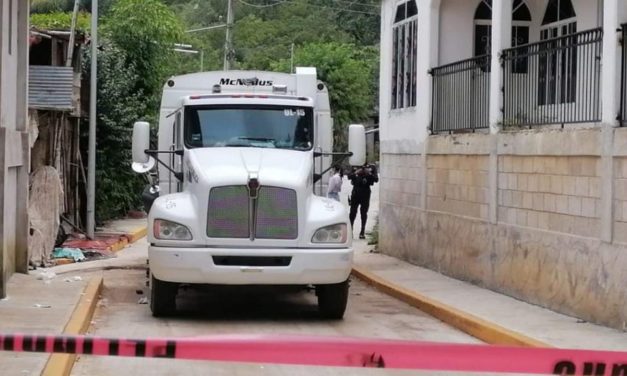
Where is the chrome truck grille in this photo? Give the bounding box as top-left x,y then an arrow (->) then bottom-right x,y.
207,186 -> 298,240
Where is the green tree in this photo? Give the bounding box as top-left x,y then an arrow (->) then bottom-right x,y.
103,0 -> 185,101
272,42 -> 378,153
83,0 -> 186,221
83,45 -> 148,221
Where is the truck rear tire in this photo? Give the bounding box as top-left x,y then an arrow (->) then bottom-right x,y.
150,275 -> 178,317
316,279 -> 349,319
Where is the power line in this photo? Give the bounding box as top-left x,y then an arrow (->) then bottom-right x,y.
328,0 -> 378,9
238,0 -> 287,8
237,0 -> 379,16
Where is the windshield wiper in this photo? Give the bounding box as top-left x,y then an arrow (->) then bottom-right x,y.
238,137 -> 276,143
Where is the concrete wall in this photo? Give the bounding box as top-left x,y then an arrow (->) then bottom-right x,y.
380,128 -> 627,329
0,0 -> 30,297
378,0 -> 627,328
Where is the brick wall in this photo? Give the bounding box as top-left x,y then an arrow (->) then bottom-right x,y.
497,156 -> 601,238
427,155 -> 489,220
614,158 -> 627,244
379,153 -> 422,208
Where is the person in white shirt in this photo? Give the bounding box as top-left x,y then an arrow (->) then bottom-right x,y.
327,166 -> 343,202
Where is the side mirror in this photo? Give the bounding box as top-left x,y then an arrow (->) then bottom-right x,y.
348,124 -> 366,166
132,121 -> 151,165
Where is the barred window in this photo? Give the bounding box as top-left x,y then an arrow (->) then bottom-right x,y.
473,0 -> 531,73
391,0 -> 418,110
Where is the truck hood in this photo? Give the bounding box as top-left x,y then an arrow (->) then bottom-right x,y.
185,147 -> 313,189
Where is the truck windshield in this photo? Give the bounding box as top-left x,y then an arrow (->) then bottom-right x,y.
184,105 -> 314,151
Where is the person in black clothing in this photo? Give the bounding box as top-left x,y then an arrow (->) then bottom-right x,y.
348,163 -> 378,239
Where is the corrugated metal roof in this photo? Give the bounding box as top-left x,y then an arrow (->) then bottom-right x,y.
28,66 -> 74,111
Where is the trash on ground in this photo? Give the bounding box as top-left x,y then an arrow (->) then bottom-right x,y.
82,249 -> 115,261
64,276 -> 84,283
36,271 -> 56,281
136,289 -> 143,295
52,247 -> 86,262
33,303 -> 52,308
137,297 -> 149,304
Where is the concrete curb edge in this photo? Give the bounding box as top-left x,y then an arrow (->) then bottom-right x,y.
107,225 -> 147,252
41,275 -> 104,376
351,266 -> 550,348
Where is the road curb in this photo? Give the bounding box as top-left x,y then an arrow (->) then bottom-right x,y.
42,276 -> 104,376
351,266 -> 550,348
106,225 -> 147,252
126,225 -> 148,244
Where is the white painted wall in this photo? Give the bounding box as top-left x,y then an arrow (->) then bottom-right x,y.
379,0 -> 435,153
437,0 -> 601,67
1,0 -> 18,128
438,0 -> 476,65
0,0 -> 29,295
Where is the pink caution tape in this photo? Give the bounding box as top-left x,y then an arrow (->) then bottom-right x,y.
1,333 -> 626,375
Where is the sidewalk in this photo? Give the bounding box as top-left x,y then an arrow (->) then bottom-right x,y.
0,218 -> 146,376
0,271 -> 94,375
351,238 -> 627,350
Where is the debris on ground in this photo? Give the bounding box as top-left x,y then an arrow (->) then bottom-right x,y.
137,297 -> 149,304
63,276 -> 83,283
53,247 -> 86,262
36,271 -> 56,281
136,289 -> 143,295
33,303 -> 52,308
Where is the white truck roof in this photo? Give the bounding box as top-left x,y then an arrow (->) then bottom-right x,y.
161,68 -> 319,112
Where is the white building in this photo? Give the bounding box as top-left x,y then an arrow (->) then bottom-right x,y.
0,0 -> 31,297
378,0 -> 627,328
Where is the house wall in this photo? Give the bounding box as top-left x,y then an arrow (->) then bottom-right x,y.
379,0 -> 627,329
438,0 -> 600,66
0,0 -> 30,297
381,129 -> 627,329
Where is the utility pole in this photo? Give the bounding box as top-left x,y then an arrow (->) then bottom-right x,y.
290,43 -> 295,73
86,0 -> 98,239
65,0 -> 80,67
223,0 -> 234,70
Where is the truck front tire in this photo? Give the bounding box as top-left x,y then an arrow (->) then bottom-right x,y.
150,275 -> 178,317
316,279 -> 349,319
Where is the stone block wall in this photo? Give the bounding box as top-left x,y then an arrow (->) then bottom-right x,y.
615,158 -> 627,244
427,155 -> 490,220
380,153 -> 422,209
378,129 -> 627,329
498,156 -> 601,238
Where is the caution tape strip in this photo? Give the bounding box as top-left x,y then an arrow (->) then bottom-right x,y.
1,333 -> 626,375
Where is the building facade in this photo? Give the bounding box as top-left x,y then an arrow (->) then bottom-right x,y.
379,0 -> 627,328
0,0 -> 31,297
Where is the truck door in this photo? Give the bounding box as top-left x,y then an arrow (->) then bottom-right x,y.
315,112 -> 333,196
170,111 -> 183,193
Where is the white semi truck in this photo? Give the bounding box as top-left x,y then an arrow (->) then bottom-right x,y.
131,68 -> 366,318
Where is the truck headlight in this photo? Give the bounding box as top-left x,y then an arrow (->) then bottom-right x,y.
154,219 -> 193,240
312,224 -> 347,244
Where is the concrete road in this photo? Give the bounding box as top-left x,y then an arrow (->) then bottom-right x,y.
72,266 -> 480,375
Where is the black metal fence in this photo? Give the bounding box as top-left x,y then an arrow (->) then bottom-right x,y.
430,55 -> 491,134
621,24 -> 627,126
502,28 -> 602,128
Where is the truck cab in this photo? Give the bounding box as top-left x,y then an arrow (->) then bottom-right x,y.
132,68 -> 366,318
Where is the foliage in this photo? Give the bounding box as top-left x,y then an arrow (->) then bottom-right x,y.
30,11 -> 91,31
103,0 -> 185,100
36,0 -> 380,220
83,0 -> 184,221
164,0 -> 380,153
82,45 -> 148,221
272,42 -> 378,153
31,0 -> 115,16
